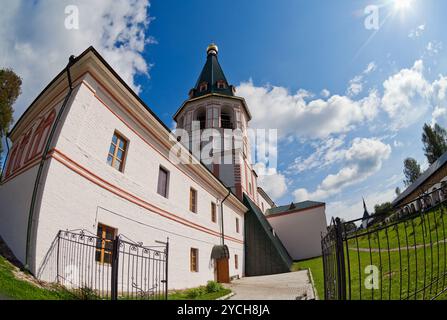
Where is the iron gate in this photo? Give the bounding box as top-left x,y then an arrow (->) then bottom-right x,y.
322,186 -> 447,300
39,230 -> 168,300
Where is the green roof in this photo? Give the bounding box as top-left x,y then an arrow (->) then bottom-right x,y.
189,46 -> 234,99
266,201 -> 325,217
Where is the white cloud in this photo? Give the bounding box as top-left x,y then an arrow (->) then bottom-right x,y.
425,41 -> 443,56
393,140 -> 404,148
320,89 -> 330,98
364,62 -> 377,75
408,24 -> 426,39
381,60 -> 432,130
254,163 -> 288,200
293,138 -> 391,202
347,61 -> 376,97
236,81 -> 380,139
288,136 -> 345,173
0,0 -> 154,122
347,76 -> 364,97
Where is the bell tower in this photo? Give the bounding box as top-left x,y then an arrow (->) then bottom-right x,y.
173,44 -> 259,203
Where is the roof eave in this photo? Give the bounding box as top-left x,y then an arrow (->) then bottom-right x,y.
173,93 -> 252,121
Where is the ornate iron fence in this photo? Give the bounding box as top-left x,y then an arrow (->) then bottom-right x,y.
322,187 -> 447,300
38,230 -> 168,300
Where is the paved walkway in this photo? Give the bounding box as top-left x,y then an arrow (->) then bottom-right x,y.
227,271 -> 316,300
0,293 -> 10,300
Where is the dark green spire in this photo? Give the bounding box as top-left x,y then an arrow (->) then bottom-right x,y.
189,43 -> 235,99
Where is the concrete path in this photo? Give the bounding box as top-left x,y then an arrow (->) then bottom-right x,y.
0,293 -> 11,300
226,271 -> 316,300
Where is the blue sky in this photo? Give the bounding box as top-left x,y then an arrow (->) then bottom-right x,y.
2,0 -> 447,221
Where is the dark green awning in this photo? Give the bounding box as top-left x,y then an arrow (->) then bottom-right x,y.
211,245 -> 229,260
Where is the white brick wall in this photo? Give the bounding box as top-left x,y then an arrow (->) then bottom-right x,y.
267,206 -> 327,261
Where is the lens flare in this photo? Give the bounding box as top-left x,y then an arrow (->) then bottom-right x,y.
393,0 -> 413,11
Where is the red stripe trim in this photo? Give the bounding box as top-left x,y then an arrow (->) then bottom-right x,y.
52,148 -> 243,244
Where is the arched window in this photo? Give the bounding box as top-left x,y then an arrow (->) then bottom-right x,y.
432,187 -> 440,204
411,204 -> 416,214
199,82 -> 208,92
196,108 -> 206,130
416,199 -> 422,212
217,80 -> 227,89
27,109 -> 56,160
220,106 -> 234,129
424,195 -> 432,209
404,206 -> 410,216
441,181 -> 447,200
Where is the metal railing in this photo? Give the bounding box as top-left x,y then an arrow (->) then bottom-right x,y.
38,230 -> 168,300
322,186 -> 447,300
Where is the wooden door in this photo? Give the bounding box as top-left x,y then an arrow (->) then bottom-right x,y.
216,258 -> 230,283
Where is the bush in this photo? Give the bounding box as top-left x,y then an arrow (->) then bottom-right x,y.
185,286 -> 207,298
206,281 -> 223,293
77,286 -> 100,300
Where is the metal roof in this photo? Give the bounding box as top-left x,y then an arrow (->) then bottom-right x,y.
266,201 -> 325,217
392,150 -> 447,206
190,47 -> 234,99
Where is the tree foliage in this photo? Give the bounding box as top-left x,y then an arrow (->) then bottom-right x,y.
403,157 -> 421,187
374,202 -> 393,216
0,68 -> 21,161
422,123 -> 447,165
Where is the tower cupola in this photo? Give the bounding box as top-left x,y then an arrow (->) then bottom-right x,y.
188,43 -> 235,99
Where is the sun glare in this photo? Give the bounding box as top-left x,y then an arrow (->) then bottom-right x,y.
393,0 -> 413,11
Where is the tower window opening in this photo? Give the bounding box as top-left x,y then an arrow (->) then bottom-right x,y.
221,110 -> 233,129
217,80 -> 227,89
199,82 -> 208,92
196,108 -> 206,129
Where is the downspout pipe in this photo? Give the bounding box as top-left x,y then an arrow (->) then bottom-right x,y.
25,55 -> 76,271
0,129 -> 10,182
220,187 -> 232,247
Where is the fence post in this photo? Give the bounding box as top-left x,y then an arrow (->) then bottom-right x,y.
321,233 -> 328,300
110,236 -> 120,300
165,237 -> 169,300
56,230 -> 61,284
334,218 -> 347,300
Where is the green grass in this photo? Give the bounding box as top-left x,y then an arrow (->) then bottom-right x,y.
0,253 -> 231,301
351,206 -> 447,250
168,288 -> 231,300
292,206 -> 447,300
341,206 -> 447,300
168,281 -> 231,300
293,257 -> 324,300
0,255 -> 77,300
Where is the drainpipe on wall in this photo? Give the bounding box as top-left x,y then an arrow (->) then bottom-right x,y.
25,55 -> 76,272
220,187 -> 232,246
0,129 -> 10,182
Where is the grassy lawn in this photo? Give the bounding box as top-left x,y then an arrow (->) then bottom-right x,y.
0,255 -> 77,300
0,253 -> 230,301
342,206 -> 447,300
299,206 -> 447,300
351,206 -> 447,250
292,257 -> 324,300
168,288 -> 231,300
168,281 -> 232,300
344,246 -> 447,300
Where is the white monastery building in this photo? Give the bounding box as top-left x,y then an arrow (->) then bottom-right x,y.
0,45 -> 327,291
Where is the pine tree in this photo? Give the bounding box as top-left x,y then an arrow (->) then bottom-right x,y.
403,158 -> 422,187
422,123 -> 447,165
